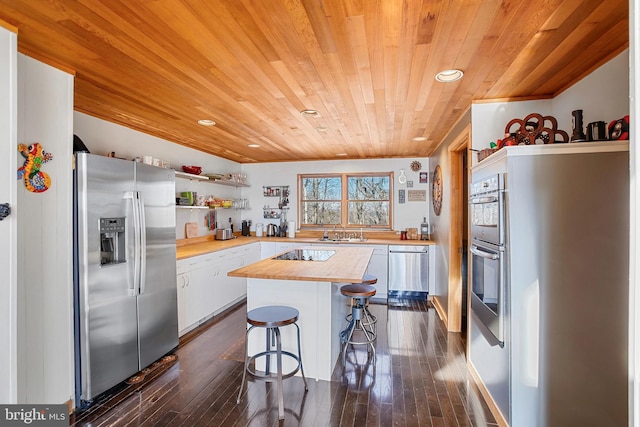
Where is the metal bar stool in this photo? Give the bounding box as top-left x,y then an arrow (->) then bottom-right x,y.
345,274 -> 378,334
237,305 -> 308,420
339,283 -> 377,366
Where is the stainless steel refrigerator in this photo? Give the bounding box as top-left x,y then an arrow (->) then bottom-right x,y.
73,153 -> 178,407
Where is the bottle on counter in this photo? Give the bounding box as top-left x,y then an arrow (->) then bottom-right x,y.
420,217 -> 430,240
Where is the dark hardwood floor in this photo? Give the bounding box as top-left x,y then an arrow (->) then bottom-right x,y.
71,300 -> 497,426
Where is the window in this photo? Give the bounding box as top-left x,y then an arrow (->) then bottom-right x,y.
299,172 -> 392,229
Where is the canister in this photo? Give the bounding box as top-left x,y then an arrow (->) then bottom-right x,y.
255,223 -> 263,237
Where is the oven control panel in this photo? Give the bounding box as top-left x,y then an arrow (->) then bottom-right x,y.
470,174 -> 502,196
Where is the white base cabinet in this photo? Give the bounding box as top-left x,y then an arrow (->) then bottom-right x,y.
312,243 -> 389,300
176,242 -> 260,336
366,245 -> 388,300
260,240 -> 303,259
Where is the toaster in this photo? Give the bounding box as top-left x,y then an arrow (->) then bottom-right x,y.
215,228 -> 234,240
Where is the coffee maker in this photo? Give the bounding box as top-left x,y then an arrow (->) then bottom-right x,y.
241,220 -> 252,236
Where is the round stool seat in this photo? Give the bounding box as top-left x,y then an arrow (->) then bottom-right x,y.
341,283 -> 376,298
247,306 -> 299,328
361,274 -> 378,285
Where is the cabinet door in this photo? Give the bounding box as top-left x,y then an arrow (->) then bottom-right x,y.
367,249 -> 388,299
183,265 -> 208,328
260,242 -> 276,259
274,242 -> 293,253
243,242 -> 261,263
180,255 -> 214,329
176,272 -> 188,334
198,256 -> 219,318
214,255 -> 244,311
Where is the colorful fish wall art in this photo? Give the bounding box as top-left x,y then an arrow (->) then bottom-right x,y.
17,143 -> 53,193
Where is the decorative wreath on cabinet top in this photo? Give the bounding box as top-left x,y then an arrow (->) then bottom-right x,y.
432,165 -> 443,216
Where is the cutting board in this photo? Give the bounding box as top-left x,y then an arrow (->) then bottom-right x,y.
185,222 -> 198,238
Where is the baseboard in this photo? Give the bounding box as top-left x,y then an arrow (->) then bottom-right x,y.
432,296 -> 448,325
467,359 -> 509,427
179,298 -> 245,347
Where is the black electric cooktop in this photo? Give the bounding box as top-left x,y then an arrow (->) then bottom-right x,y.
272,249 -> 336,261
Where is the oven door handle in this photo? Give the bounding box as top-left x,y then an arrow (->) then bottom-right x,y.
470,245 -> 500,260
470,195 -> 499,204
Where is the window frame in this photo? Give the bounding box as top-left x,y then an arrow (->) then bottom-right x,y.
298,172 -> 393,230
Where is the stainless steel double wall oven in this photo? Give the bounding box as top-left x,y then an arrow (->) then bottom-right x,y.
469,173 -> 506,344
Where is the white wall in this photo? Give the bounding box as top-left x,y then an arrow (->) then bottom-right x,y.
16,55 -> 74,404
0,25 -> 18,404
553,51 -> 629,132
240,157 -> 431,234
472,50 -> 629,155
471,99 -> 552,152
428,109 -> 471,314
74,112 -> 245,238
75,115 -> 432,238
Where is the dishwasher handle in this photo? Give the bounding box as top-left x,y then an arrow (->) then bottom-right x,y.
389,248 -> 429,254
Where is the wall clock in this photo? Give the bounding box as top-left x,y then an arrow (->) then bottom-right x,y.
432,165 -> 443,216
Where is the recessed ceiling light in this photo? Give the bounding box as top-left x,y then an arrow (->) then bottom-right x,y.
247,143 -> 260,148
197,119 -> 216,126
336,153 -> 347,157
300,109 -> 320,117
315,126 -> 330,133
435,69 -> 463,82
412,136 -> 427,142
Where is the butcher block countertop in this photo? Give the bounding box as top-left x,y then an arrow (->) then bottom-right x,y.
227,246 -> 374,283
176,234 -> 434,260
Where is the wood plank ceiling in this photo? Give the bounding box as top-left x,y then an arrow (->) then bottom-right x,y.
0,0 -> 629,163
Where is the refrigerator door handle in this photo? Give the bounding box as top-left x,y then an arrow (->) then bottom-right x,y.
137,191 -> 147,295
125,191 -> 140,296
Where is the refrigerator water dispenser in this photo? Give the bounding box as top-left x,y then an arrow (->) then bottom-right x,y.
100,217 -> 126,265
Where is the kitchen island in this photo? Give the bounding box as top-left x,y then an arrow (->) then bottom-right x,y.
228,246 -> 374,380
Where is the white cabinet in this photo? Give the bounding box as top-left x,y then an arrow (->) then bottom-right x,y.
260,241 -> 301,259
275,241 -> 300,253
367,245 -> 388,300
260,241 -> 276,259
214,242 -> 261,313
176,263 -> 189,333
311,243 -> 389,300
176,257 -> 212,335
175,243 -> 260,336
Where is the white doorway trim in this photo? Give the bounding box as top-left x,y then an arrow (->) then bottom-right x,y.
0,21 -> 18,404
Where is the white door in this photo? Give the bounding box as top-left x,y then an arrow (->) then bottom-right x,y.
0,25 -> 18,403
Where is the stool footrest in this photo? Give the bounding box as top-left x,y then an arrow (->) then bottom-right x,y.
246,350 -> 303,382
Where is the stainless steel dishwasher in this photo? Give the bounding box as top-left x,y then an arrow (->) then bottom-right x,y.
388,245 -> 429,299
